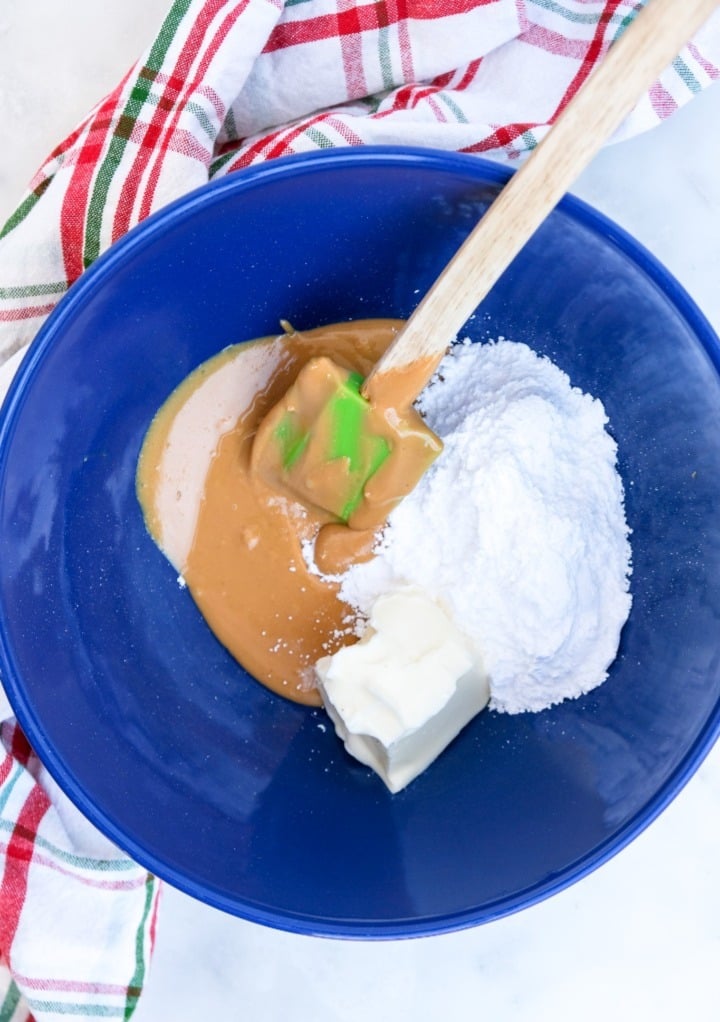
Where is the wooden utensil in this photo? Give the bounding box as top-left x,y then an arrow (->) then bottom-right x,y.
253,0 -> 720,529
363,0 -> 720,407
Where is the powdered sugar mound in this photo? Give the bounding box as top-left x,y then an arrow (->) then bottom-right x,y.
340,340 -> 633,714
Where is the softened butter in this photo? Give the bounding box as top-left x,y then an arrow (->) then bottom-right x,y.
315,588 -> 490,793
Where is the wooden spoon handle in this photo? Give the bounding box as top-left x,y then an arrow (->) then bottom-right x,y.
363,0 -> 720,406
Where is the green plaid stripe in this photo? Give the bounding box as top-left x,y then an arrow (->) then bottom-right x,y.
0,818 -> 138,873
209,148 -> 239,176
526,0 -> 646,25
378,27 -> 395,91
222,102 -> 239,141
0,282 -> 67,300
673,55 -> 702,93
304,125 -> 335,148
437,92 -> 469,124
138,92 -> 217,140
82,0 -> 194,269
25,1000 -> 125,1018
0,177 -> 52,241
0,980 -> 22,1022
0,763 -> 23,816
123,875 -> 156,1020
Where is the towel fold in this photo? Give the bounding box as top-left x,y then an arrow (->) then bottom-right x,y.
0,722 -> 159,1022
1,2 -> 719,1019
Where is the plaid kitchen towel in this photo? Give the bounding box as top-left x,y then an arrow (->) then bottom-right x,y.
0,722 -> 159,1022
2,0 -> 720,364
0,1 -> 719,1019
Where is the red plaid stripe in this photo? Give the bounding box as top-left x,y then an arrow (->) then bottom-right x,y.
0,787 -> 51,962
117,1 -> 231,234
137,0 -> 257,221
266,0 -> 500,50
688,38 -> 720,77
556,0 -> 627,115
60,89 -> 127,283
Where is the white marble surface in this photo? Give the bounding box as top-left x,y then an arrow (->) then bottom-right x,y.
1,3 -> 720,1019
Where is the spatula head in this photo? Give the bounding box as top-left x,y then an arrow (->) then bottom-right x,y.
251,356 -> 442,530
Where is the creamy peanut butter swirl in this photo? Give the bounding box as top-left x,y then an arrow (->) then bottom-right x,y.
137,319 -> 436,705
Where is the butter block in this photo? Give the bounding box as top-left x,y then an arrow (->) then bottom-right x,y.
315,588 -> 490,793
251,356 -> 442,531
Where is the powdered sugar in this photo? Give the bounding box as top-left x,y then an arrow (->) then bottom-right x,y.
337,340 -> 633,714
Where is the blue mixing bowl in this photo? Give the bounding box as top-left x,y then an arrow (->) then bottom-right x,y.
1,148 -> 719,937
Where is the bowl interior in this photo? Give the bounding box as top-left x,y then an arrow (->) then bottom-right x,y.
1,149 -> 720,937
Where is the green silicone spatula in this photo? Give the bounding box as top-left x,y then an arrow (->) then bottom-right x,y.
251,353 -> 443,530
252,0 -> 719,531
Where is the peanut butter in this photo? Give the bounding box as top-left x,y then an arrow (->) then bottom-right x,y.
136,319 -> 442,705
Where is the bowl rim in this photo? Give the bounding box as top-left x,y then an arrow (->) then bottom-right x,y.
1,145 -> 720,938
